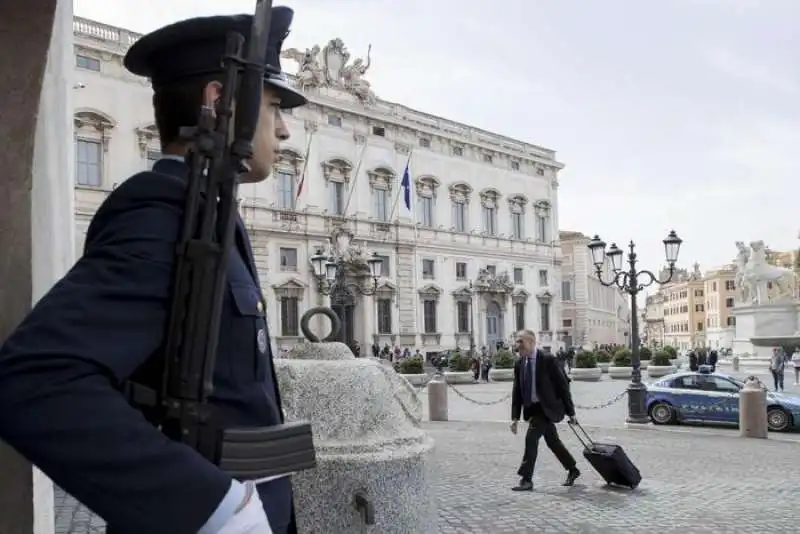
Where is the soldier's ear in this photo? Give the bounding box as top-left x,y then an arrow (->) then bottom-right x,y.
202,81 -> 223,110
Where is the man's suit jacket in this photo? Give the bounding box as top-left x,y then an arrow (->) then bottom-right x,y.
0,159 -> 292,534
511,349 -> 575,424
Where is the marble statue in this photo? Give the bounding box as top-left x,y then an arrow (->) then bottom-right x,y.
341,45 -> 375,104
282,38 -> 377,104
281,45 -> 324,88
735,240 -> 795,305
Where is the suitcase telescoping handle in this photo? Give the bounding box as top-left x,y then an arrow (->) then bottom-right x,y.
568,421 -> 595,451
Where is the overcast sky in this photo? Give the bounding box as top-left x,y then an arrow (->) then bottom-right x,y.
73,0 -> 800,275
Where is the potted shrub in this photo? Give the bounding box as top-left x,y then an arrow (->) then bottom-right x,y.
397,355 -> 427,386
444,350 -> 474,384
609,348 -> 633,379
488,348 -> 515,382
571,350 -> 602,381
639,346 -> 652,369
663,345 -> 678,366
646,350 -> 676,378
595,350 -> 612,373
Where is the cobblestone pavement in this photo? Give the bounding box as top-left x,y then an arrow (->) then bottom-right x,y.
428,421 -> 800,533
54,366 -> 800,533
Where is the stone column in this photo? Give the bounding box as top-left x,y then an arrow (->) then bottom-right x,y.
0,0 -> 74,532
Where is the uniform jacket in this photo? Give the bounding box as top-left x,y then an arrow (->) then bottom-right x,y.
0,159 -> 292,534
511,349 -> 575,424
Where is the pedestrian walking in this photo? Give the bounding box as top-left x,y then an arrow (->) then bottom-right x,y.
510,330 -> 581,492
0,6 -> 308,533
770,347 -> 785,391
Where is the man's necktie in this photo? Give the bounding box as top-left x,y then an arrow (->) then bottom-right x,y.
522,357 -> 533,407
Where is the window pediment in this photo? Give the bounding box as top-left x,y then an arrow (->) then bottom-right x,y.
508,194 -> 528,214
135,123 -> 159,155
321,157 -> 353,183
275,148 -> 305,173
367,166 -> 395,190
534,199 -> 551,215
418,283 -> 442,301
479,188 -> 501,208
451,285 -> 473,302
74,110 -> 115,132
273,277 -> 307,298
448,182 -> 473,203
415,175 -> 440,198
536,289 -> 554,303
376,280 -> 397,299
511,287 -> 530,303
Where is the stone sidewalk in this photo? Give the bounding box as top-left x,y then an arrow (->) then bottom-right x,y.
430,421 -> 800,533
56,419 -> 800,533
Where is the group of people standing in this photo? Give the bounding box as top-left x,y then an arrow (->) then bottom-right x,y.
687,348 -> 719,372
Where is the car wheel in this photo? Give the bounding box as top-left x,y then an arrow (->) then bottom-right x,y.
649,401 -> 676,425
767,407 -> 792,432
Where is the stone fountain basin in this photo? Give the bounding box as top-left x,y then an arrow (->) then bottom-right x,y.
750,336 -> 800,347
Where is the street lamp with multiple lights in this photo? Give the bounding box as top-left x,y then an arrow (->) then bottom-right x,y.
587,230 -> 683,424
309,249 -> 383,344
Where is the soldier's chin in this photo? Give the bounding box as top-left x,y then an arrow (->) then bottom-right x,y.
239,165 -> 270,184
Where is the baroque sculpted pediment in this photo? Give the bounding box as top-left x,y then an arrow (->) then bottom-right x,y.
282,39 -> 376,105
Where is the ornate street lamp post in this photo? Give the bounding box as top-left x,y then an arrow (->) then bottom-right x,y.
310,249 -> 382,345
468,280 -> 476,357
587,230 -> 683,424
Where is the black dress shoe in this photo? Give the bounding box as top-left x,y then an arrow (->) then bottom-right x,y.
512,479 -> 533,491
562,468 -> 581,486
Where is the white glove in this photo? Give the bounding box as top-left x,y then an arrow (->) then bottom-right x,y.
216,482 -> 273,534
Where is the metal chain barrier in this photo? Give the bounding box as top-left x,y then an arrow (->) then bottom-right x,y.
445,382 -> 513,406
573,390 -> 628,410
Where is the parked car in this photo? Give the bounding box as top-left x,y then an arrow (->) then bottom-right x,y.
645,369 -> 800,432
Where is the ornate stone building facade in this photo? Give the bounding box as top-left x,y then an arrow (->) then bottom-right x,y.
559,231 -> 631,347
71,17 -> 566,354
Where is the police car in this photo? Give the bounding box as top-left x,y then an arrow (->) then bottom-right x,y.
645,368 -> 800,432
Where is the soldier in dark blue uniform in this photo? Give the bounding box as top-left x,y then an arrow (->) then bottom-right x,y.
0,7 -> 306,534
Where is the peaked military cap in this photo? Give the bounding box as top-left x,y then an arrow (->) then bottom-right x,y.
124,6 -> 306,109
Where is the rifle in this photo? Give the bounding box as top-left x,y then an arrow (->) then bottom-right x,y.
129,0 -> 316,481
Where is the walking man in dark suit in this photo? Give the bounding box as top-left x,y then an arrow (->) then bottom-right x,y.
510,329 -> 581,491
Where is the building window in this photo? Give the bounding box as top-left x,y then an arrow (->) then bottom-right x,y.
727,316 -> 736,326
280,297 -> 299,336
538,269 -> 548,287
515,302 -> 526,331
75,138 -> 102,187
423,300 -> 437,333
482,206 -> 497,235
419,138 -> 430,148
377,298 -> 392,334
418,196 -> 434,227
483,153 -> 493,163
76,54 -> 100,71
712,282 -> 717,292
486,265 -> 496,276
422,259 -> 435,279
725,280 -> 735,291
374,254 -> 390,277
536,168 -> 544,176
373,188 -> 389,221
535,213 -> 548,241
513,267 -> 524,284
697,322 -> 704,331
561,280 -> 572,301
695,303 -> 704,312
371,125 -> 385,136
725,297 -> 734,308
455,262 -> 467,280
511,160 -> 520,171
276,170 -> 295,209
456,301 -> 470,333
146,150 -> 161,170
511,212 -> 524,239
452,146 -> 463,156
327,115 -> 342,127
279,247 -> 297,271
540,302 -> 551,331
563,319 -> 573,328
330,181 -> 346,215
452,202 -> 467,232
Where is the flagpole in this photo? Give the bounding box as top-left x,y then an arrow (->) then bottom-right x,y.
294,127 -> 315,202
343,135 -> 369,216
389,151 -> 413,221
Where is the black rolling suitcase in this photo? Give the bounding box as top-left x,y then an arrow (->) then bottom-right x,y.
568,422 -> 641,489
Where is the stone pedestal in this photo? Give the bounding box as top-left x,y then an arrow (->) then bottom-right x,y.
731,302 -> 800,361
0,0 -> 73,532
277,342 -> 437,534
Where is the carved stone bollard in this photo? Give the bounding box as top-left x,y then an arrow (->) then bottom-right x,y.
276,316 -> 437,533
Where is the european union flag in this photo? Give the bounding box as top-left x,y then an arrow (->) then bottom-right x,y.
400,158 -> 411,212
